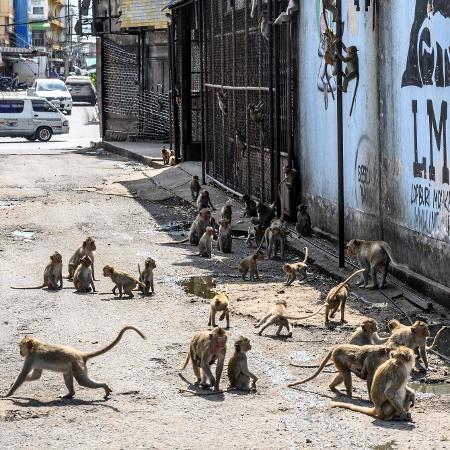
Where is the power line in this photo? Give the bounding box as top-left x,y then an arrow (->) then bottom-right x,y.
0,14 -> 77,28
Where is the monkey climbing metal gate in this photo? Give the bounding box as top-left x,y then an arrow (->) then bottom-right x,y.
202,0 -> 298,203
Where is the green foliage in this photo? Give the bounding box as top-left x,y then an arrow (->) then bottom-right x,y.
90,72 -> 97,87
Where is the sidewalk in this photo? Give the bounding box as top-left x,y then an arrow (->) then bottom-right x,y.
101,139 -> 450,313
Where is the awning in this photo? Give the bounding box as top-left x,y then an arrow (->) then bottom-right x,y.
31,22 -> 51,31
0,46 -> 33,54
162,0 -> 192,11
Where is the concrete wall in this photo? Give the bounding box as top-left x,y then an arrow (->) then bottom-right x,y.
298,0 -> 450,288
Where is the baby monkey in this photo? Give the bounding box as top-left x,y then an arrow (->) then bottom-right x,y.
11,251 -> 63,290
74,255 -> 96,293
190,175 -> 201,202
67,236 -> 97,281
197,190 -> 216,211
208,291 -> 230,329
169,150 -> 176,166
283,247 -> 308,286
138,257 -> 156,296
198,227 -> 214,258
103,265 -> 145,299
227,336 -> 258,391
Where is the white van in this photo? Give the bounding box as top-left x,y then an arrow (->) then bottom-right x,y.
0,96 -> 69,141
27,79 -> 73,115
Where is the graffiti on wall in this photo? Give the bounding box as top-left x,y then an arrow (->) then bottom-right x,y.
404,0 -> 450,238
354,136 -> 377,211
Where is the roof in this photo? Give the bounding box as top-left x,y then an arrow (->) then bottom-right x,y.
162,0 -> 192,11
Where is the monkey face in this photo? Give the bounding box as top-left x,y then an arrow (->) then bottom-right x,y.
83,237 -> 96,251
255,252 -> 265,261
205,227 -> 214,236
103,265 -> 113,277
81,256 -> 92,267
276,299 -> 287,307
346,240 -> 357,256
412,321 -> 430,338
51,252 -> 62,264
391,346 -> 415,363
362,319 -> 377,333
19,337 -> 33,357
388,319 -> 402,332
145,258 -> 156,269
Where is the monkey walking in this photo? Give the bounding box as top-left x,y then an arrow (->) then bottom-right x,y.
283,247 -> 309,286
103,265 -> 145,299
5,326 -> 146,399
11,251 -> 63,290
208,292 -> 230,329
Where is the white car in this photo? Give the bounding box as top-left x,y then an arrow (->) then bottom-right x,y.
27,79 -> 73,115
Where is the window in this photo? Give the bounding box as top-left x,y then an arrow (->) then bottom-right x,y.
37,80 -> 67,91
33,7 -> 44,15
0,101 -> 25,113
32,99 -> 56,112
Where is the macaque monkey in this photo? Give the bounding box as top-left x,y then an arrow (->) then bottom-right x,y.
251,201 -> 275,228
5,326 -> 146,399
198,227 -> 214,258
74,255 -> 96,293
283,247 -> 308,286
208,292 -> 230,329
235,129 -> 246,152
138,257 -> 156,296
248,101 -> 265,123
210,216 -> 219,239
385,320 -> 430,370
217,91 -> 227,116
239,251 -> 265,281
180,327 -> 227,391
161,146 -> 170,165
349,319 -> 387,346
190,208 -> 211,245
322,27 -> 340,108
274,0 -> 299,25
323,269 -> 365,324
227,336 -> 258,391
103,265 -> 145,299
254,299 -> 294,337
257,219 -> 288,259
218,219 -> 232,253
190,175 -> 201,202
296,204 -> 312,236
11,251 -> 63,290
197,190 -> 215,211
68,236 -> 97,281
221,201 -> 232,223
332,347 -> 416,421
278,166 -> 297,207
346,239 -> 406,289
288,344 -> 391,398
242,194 -> 257,218
337,45 -> 359,116
322,0 -> 338,28
169,151 -> 176,166
260,12 -> 269,41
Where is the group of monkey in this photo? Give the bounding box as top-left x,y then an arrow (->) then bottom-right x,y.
5,181 -> 446,424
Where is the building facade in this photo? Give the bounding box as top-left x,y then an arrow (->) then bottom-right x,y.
13,0 -> 31,48
0,0 -> 15,47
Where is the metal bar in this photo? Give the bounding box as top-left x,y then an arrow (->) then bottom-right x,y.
168,22 -> 174,150
170,17 -> 180,160
245,0 -> 250,195
232,0 -> 236,189
274,2 -> 281,216
259,0 -> 264,202
336,0 -> 345,268
211,2 -> 217,179
198,0 -> 206,184
204,83 -> 272,91
268,0 -> 275,203
203,0 -> 209,180
286,22 -> 292,168
221,1 -> 225,184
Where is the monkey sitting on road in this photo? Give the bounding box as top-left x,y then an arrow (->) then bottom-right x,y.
197,190 -> 215,211
208,292 -> 230,329
241,194 -> 257,218
283,247 -> 308,286
295,204 -> 312,237
221,201 -> 232,223
198,227 -> 214,258
180,327 -> 227,391
218,219 -> 232,253
74,255 -> 96,293
346,239 -> 407,289
67,236 -> 97,281
190,175 -> 201,202
169,151 -> 176,166
5,326 -> 146,399
161,146 -> 170,165
103,265 -> 145,299
138,257 -> 156,296
11,251 -> 63,290
227,336 -> 258,391
332,347 -> 416,421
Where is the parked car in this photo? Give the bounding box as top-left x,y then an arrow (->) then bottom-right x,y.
27,79 -> 73,115
0,96 -> 69,141
65,76 -> 96,105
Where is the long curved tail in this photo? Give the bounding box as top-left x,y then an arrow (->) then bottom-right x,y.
331,402 -> 377,417
282,304 -> 327,321
287,350 -> 333,387
138,264 -> 142,277
160,237 -> 189,245
180,352 -> 191,370
331,269 -> 365,296
214,258 -> 238,270
10,284 -> 45,290
427,326 -> 449,350
83,326 -> 146,360
380,242 -> 408,269
302,247 -> 308,264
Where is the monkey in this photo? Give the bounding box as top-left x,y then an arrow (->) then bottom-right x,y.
5,326 -> 146,399
190,175 -> 201,202
208,291 -> 230,329
277,166 -> 297,213
197,190 -> 215,212
180,327 -> 227,391
190,208 -> 211,245
138,257 -> 156,296
11,251 -> 63,290
337,45 -> 359,116
331,347 -> 416,421
348,319 -> 387,346
260,12 -> 270,41
235,129 -> 246,153
254,299 -> 294,337
385,320 -> 431,370
251,201 -> 275,228
227,336 -> 258,391
322,0 -> 338,28
274,0 -> 299,25
67,236 -> 97,281
103,265 -> 145,299
283,247 -> 308,286
198,227 -> 214,258
209,216 -> 219,239
346,239 -> 407,289
221,201 -> 232,223
73,255 -> 96,293
323,269 -> 365,325
161,146 -> 170,165
242,194 -> 257,218
246,224 -> 257,247
217,91 -> 227,117
169,151 -> 176,166
257,218 -> 288,259
218,219 -> 232,253
248,101 -> 265,123
295,204 -> 312,237
322,27 -> 341,108
239,251 -> 265,281
288,344 -> 392,399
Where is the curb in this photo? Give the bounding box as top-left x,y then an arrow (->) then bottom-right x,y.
102,141 -> 165,169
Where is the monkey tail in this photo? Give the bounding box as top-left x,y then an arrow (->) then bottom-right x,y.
136,280 -> 146,288
288,350 -> 334,387
349,74 -> 359,117
160,237 -> 190,245
427,326 -> 449,350
379,242 -> 409,269
213,258 -> 238,270
84,326 -> 146,360
180,352 -> 191,371
282,304 -> 327,321
302,247 -> 308,264
331,402 -> 377,417
10,284 -> 45,290
332,269 -> 365,295
138,264 -> 142,277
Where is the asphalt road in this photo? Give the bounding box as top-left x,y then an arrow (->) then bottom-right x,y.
0,106 -> 448,449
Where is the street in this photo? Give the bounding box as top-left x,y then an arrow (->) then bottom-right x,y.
0,106 -> 449,449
